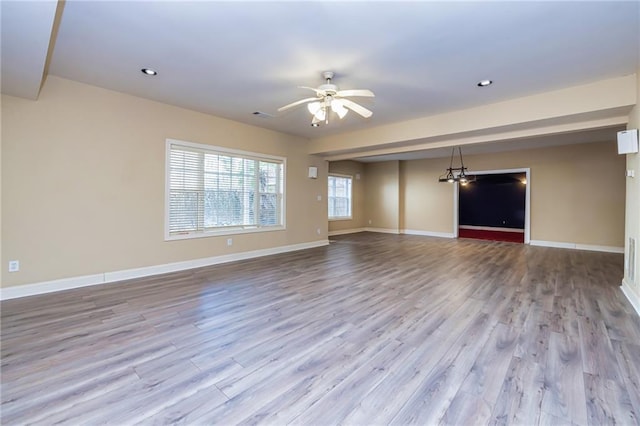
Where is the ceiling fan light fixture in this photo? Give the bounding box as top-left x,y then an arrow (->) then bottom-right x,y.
307,101 -> 326,122
307,101 -> 322,115
311,112 -> 323,126
331,99 -> 348,119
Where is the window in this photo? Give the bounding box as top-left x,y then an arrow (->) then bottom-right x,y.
166,139 -> 285,240
328,174 -> 353,220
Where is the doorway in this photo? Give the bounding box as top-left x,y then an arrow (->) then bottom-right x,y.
454,168 -> 530,243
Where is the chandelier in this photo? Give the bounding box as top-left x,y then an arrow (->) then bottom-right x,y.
438,147 -> 475,185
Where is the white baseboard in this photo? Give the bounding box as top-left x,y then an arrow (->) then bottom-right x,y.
401,229 -> 455,239
364,227 -> 400,234
0,240 -> 329,301
621,278 -> 640,316
529,240 -> 624,254
328,228 -> 366,237
330,228 -> 455,239
530,240 -> 575,249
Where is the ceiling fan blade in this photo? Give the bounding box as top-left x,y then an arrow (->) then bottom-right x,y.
339,98 -> 373,118
299,86 -> 327,96
336,89 -> 375,98
277,97 -> 319,112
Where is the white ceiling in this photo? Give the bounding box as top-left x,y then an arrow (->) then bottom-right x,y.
2,1 -> 639,152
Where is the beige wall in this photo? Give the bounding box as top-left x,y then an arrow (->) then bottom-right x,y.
364,161 -> 400,231
328,160 -> 366,233
398,141 -> 626,246
1,76 -> 327,288
624,69 -> 640,301
0,74 -> 633,296
401,158 -> 456,234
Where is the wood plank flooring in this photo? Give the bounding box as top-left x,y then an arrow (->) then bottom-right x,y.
2,232 -> 639,425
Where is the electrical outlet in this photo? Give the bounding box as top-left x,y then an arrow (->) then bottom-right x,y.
227,238 -> 233,246
8,260 -> 19,272
317,195 -> 322,201
317,228 -> 321,235
368,220 -> 372,225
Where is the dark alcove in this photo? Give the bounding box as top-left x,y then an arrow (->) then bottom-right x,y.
458,172 -> 526,243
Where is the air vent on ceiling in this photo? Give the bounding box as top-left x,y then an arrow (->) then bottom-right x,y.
252,111 -> 274,119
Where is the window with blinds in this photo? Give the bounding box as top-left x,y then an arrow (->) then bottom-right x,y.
328,174 -> 353,220
166,139 -> 285,239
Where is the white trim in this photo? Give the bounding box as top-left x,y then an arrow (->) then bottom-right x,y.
167,138 -> 286,162
575,244 -> 624,254
0,240 -> 329,301
530,240 -> 624,253
0,273 -> 107,301
328,174 -> 353,221
328,228 -> 366,236
530,240 -> 575,249
621,279 -> 640,316
328,172 -> 352,179
401,229 -> 456,239
453,184 -> 459,238
165,225 -> 285,241
364,227 -> 401,234
459,225 -> 525,233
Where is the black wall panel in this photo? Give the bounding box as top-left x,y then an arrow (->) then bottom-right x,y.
458,173 -> 526,229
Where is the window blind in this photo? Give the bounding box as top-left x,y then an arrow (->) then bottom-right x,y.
328,175 -> 352,219
167,140 -> 284,238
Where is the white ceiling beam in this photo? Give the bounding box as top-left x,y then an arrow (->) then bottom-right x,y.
323,114 -> 629,162
310,74 -> 637,158
1,0 -> 60,100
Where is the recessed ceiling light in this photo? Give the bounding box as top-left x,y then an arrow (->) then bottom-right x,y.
141,68 -> 158,76
477,79 -> 492,87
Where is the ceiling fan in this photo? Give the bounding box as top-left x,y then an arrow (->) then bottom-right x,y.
278,71 -> 375,126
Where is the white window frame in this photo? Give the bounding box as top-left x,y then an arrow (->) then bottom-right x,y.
328,173 -> 353,221
165,138 -> 286,241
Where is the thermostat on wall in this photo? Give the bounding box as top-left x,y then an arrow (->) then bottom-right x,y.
308,166 -> 318,179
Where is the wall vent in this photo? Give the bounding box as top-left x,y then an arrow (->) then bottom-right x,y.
252,111 -> 274,119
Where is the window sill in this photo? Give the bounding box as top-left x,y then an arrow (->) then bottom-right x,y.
165,225 -> 285,241
329,217 -> 353,222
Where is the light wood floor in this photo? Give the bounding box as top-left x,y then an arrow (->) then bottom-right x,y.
2,233 -> 639,425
